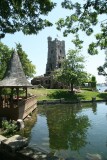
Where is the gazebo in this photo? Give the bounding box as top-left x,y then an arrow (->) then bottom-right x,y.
0,51 -> 37,120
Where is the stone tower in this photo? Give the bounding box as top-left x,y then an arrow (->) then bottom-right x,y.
45,37 -> 65,75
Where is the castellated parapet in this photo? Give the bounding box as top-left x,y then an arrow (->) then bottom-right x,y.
46,37 -> 65,75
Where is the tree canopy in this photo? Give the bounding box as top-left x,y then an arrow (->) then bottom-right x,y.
0,42 -> 12,79
0,42 -> 36,79
54,48 -> 89,92
56,0 -> 107,80
97,49 -> 107,76
56,0 -> 107,54
16,43 -> 36,79
0,0 -> 56,38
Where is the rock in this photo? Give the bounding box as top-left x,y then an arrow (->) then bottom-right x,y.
86,153 -> 102,160
41,154 -> 47,158
1,135 -> 28,153
17,119 -> 24,130
17,146 -> 48,160
0,135 -> 7,144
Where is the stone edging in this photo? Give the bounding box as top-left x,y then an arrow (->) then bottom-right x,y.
37,98 -> 106,105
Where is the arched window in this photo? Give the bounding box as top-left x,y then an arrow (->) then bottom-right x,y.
59,63 -> 61,68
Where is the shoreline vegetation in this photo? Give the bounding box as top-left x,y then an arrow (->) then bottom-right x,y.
28,88 -> 107,102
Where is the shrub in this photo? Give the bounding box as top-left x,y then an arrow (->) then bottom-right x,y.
2,120 -> 17,136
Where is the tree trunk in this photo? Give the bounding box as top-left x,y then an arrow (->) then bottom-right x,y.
70,83 -> 74,93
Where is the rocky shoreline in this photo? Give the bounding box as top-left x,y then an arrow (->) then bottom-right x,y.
0,131 -> 103,160
0,135 -> 60,160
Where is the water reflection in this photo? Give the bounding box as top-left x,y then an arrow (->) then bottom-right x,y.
92,102 -> 97,113
46,106 -> 90,150
29,102 -> 107,159
38,104 -> 90,151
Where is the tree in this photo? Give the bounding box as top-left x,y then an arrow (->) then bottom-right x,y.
0,42 -> 12,79
16,43 -> 36,79
0,42 -> 36,79
91,76 -> 97,90
56,0 -> 107,79
0,0 -> 56,38
54,49 -> 89,92
98,49 -> 107,76
56,0 -> 107,54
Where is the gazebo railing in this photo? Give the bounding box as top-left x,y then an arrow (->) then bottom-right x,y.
0,95 -> 37,120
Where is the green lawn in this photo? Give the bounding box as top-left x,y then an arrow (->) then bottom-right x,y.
28,88 -> 107,101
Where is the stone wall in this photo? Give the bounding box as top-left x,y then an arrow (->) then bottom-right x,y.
46,37 -> 65,75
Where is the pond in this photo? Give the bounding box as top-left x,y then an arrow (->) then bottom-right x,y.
28,102 -> 107,160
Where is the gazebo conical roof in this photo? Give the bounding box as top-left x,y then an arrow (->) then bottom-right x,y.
0,51 -> 32,87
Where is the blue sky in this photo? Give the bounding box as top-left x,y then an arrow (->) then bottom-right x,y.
1,0 -> 106,83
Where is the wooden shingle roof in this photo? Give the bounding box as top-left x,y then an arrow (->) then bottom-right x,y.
0,51 -> 32,87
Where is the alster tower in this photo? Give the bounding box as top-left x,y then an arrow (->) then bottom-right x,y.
45,37 -> 65,75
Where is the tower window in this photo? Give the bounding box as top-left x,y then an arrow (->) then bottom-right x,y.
59,63 -> 61,68
51,50 -> 53,54
50,64 -> 52,69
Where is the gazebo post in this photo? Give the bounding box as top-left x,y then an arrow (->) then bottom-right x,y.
11,87 -> 14,104
0,88 -> 1,97
0,87 -> 2,107
16,88 -> 19,101
4,94 -> 6,106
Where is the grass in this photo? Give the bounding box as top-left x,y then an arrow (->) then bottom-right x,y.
28,88 -> 107,101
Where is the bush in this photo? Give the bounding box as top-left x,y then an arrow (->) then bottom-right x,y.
2,120 -> 17,136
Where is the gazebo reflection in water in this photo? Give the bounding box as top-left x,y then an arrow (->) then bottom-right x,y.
0,51 -> 37,121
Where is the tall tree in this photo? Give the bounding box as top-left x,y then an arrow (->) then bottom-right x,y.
0,0 -> 56,38
0,42 -> 36,79
54,48 -> 89,92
